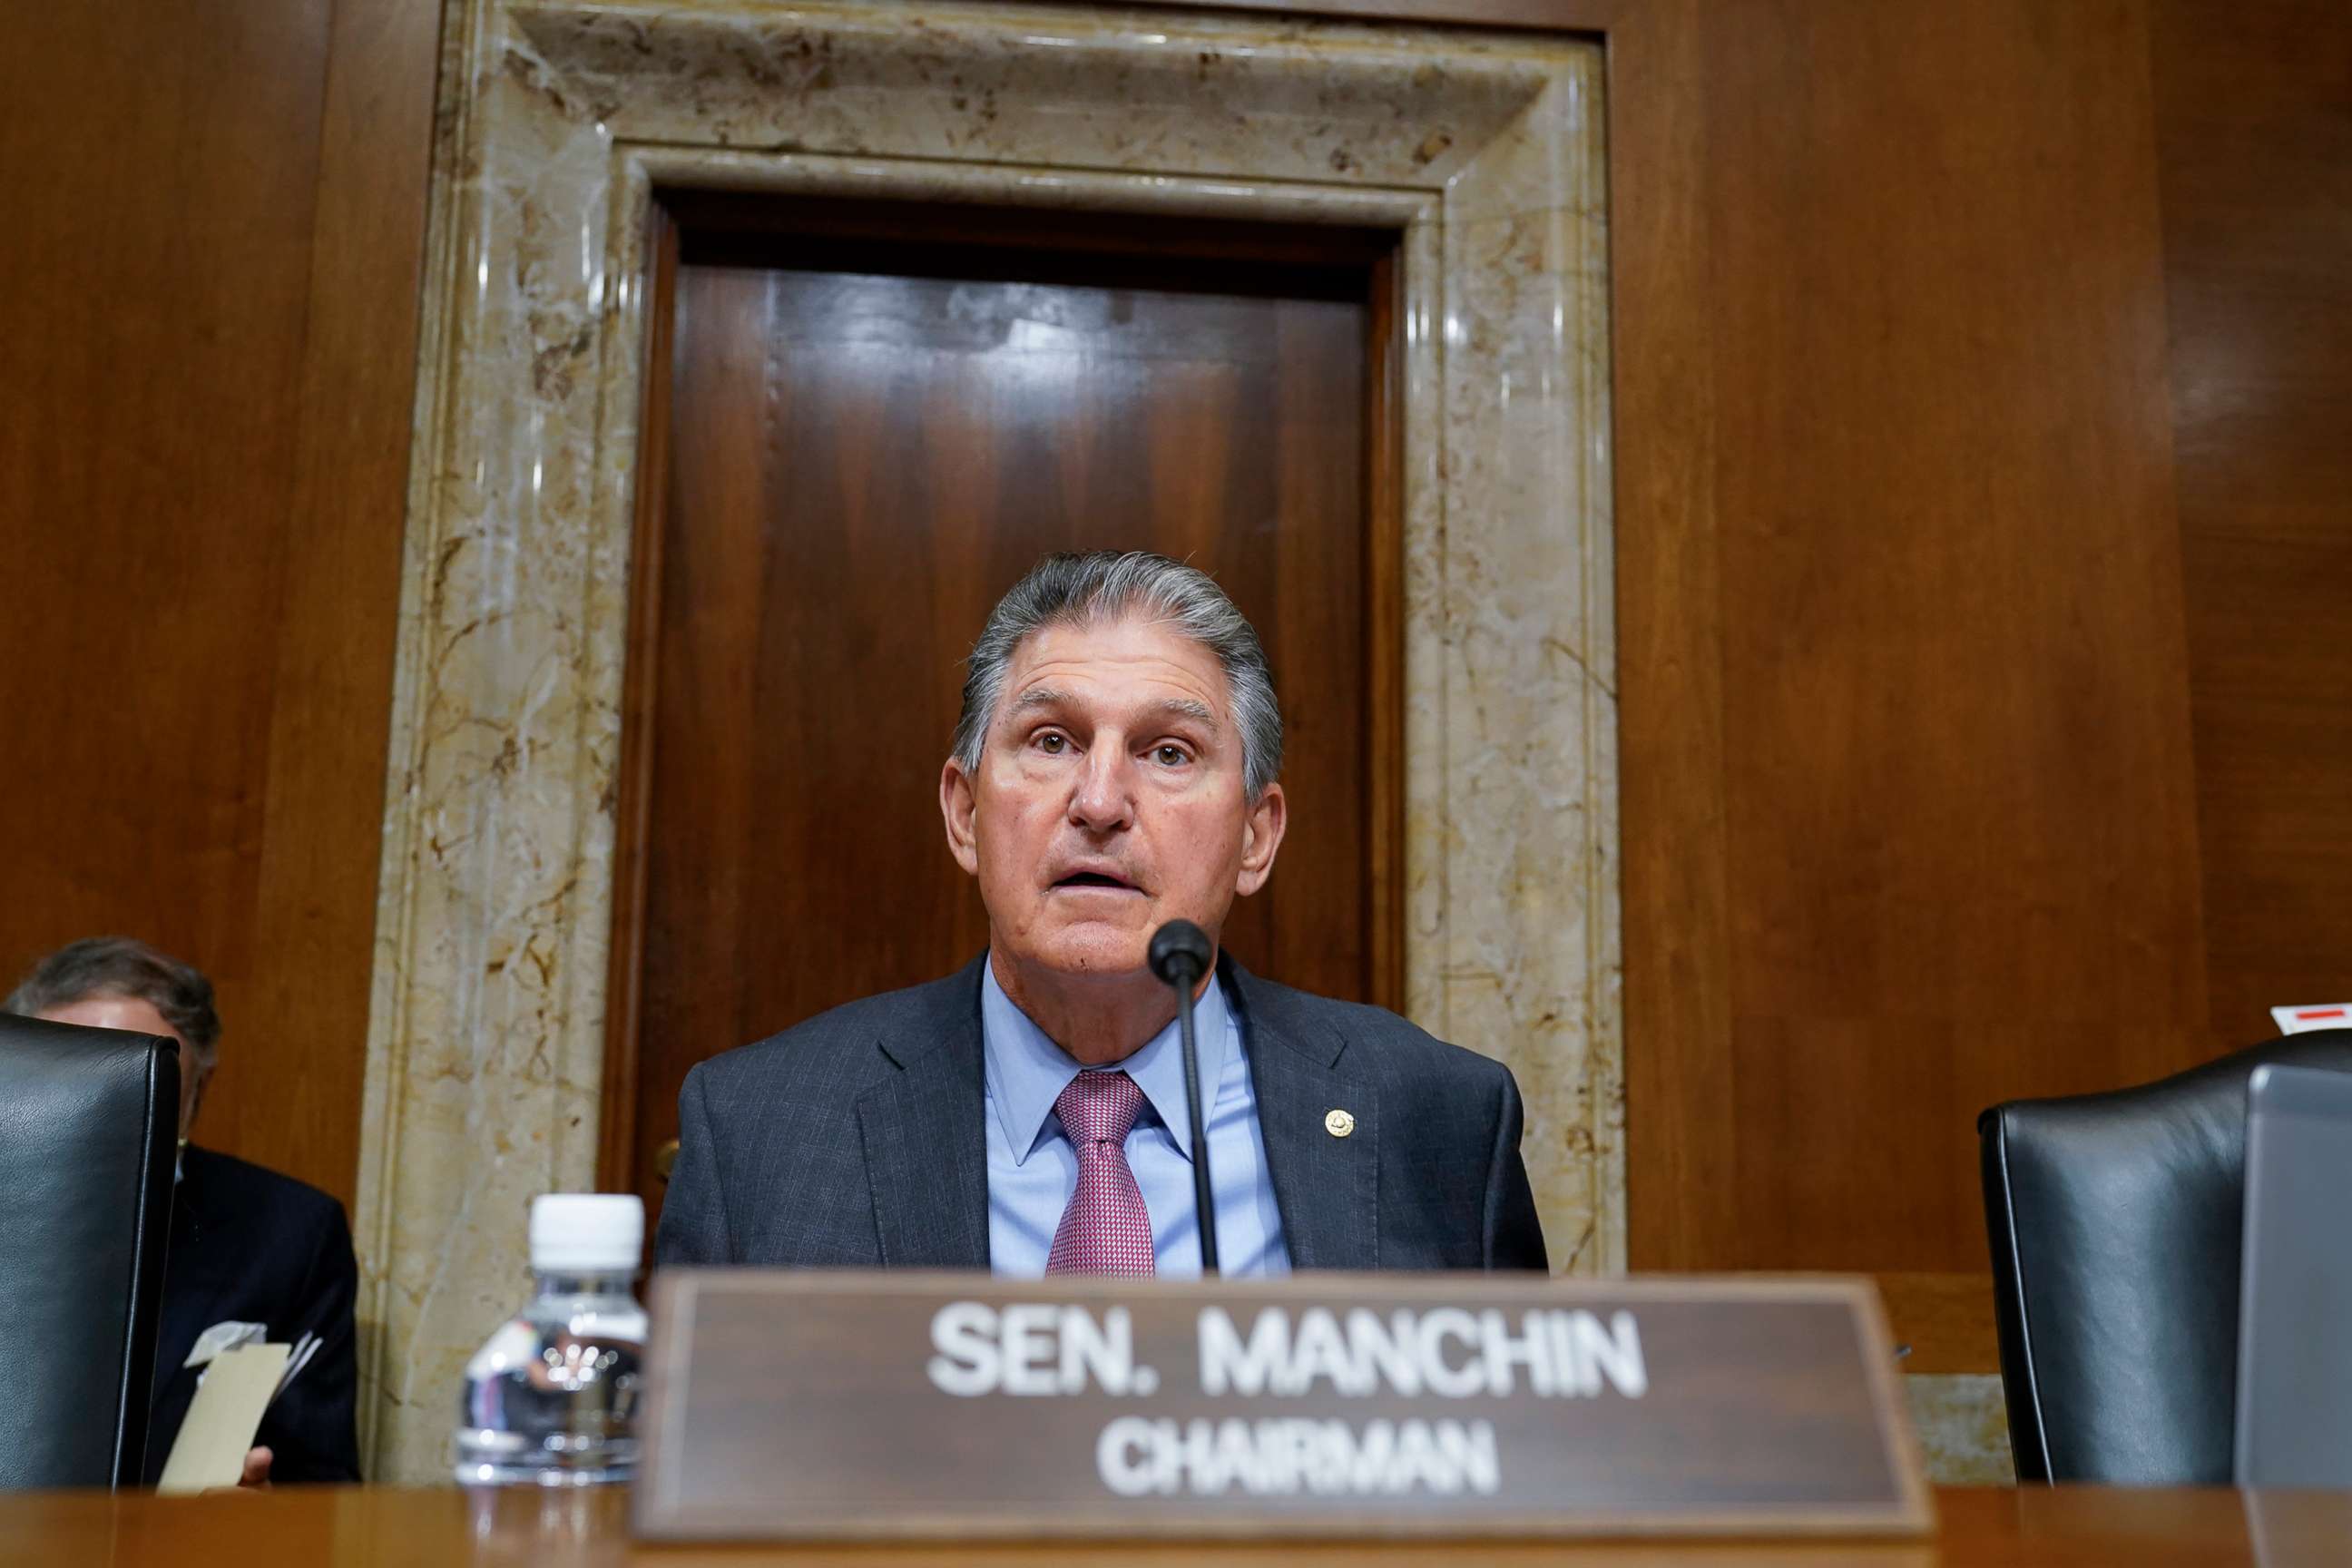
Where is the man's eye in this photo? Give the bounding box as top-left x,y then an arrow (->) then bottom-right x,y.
1035,732 -> 1067,755
1154,745 -> 1190,766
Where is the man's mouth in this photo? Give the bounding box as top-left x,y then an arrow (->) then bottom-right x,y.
1052,870 -> 1141,893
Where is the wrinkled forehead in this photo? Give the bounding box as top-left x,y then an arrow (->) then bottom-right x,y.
996,612 -> 1233,725
39,992 -> 191,1054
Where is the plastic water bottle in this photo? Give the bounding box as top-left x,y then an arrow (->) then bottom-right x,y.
454,1193 -> 648,1486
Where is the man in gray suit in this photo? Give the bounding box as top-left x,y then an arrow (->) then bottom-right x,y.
658,551 -> 1546,1275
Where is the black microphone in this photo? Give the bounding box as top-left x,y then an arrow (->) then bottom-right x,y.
1148,919 -> 1220,1276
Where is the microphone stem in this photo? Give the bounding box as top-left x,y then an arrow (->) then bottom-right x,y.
1174,971 -> 1220,1276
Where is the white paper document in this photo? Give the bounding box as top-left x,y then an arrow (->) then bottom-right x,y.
155,1342 -> 292,1494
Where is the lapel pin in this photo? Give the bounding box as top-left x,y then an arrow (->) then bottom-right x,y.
1324,1108 -> 1356,1139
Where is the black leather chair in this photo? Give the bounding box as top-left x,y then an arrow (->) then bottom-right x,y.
1979,1029 -> 2352,1484
0,1015 -> 180,1488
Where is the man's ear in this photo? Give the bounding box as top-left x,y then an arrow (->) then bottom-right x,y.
941,757 -> 981,876
1234,782 -> 1287,897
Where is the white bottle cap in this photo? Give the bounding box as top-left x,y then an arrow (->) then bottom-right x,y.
528,1193 -> 644,1273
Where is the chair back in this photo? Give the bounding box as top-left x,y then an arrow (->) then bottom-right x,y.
0,1015 -> 180,1488
1979,1030 -> 2352,1483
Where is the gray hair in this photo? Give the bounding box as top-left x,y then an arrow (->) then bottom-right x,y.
4,936 -> 221,1077
953,552 -> 1284,799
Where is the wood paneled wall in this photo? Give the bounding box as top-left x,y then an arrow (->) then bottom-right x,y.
5,0 -> 2346,1337
1193,0 -> 2352,1370
2151,1 -> 2352,1054
1627,0 -> 2217,1371
0,1 -> 438,1206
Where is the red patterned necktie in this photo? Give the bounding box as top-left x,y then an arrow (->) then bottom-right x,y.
1045,1071 -> 1156,1276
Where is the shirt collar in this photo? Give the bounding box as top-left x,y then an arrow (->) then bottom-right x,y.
979,954 -> 1234,1167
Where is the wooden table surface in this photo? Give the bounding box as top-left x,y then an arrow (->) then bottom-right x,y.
0,1485 -> 2346,1565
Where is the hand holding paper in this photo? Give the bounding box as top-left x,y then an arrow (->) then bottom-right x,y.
156,1343 -> 292,1494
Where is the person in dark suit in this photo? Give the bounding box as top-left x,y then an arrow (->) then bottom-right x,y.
5,937 -> 360,1485
659,551 -> 1547,1276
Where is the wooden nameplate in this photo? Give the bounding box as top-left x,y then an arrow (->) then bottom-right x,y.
633,1270 -> 1932,1542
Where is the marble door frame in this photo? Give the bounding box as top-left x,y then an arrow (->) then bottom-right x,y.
358,0 -> 1615,1480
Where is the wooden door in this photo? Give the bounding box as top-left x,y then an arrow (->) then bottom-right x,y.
602,206 -> 1400,1233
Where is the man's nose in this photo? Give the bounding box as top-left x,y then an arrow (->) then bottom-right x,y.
1068,746 -> 1136,832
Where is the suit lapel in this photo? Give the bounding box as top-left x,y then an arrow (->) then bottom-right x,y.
857,956 -> 991,1269
1230,958 -> 1378,1270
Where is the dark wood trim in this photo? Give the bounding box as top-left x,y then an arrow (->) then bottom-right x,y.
665,191 -> 1392,301
244,0 -> 445,1204
1363,248 -> 1407,1014
1583,0 -> 1736,1274
595,206 -> 680,1195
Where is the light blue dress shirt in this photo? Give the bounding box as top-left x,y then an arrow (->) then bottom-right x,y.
980,957 -> 1290,1279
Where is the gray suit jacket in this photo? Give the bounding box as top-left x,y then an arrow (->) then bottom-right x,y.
655,954 -> 1548,1271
